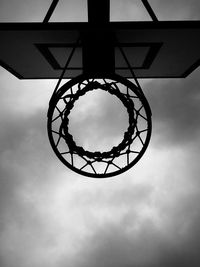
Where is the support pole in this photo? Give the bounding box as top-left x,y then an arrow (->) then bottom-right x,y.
141,0 -> 158,22
43,0 -> 59,23
87,0 -> 110,24
82,0 -> 114,77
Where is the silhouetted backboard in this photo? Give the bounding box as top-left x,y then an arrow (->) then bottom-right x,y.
0,21 -> 200,79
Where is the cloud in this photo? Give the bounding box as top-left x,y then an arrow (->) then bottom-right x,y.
0,108 -> 55,218
65,199 -> 200,267
110,0 -> 152,21
0,0 -> 88,22
0,105 -> 75,267
66,173 -> 200,267
0,0 -> 51,22
111,0 -> 200,21
150,0 -> 200,20
143,69 -> 200,147
68,88 -> 129,151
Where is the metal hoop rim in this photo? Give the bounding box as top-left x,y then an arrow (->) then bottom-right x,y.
47,74 -> 152,178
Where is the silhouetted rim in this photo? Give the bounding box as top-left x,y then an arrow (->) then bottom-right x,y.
47,74 -> 152,178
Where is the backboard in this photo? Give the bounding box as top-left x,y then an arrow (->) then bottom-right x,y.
0,21 -> 200,79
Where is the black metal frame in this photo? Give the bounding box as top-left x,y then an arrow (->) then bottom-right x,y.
1,21 -> 200,79
43,0 -> 159,23
35,42 -> 162,71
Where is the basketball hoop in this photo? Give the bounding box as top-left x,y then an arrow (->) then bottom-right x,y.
1,0 -> 199,177
47,74 -> 152,178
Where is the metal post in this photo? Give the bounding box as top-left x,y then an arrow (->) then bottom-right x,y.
82,0 -> 114,77
43,0 -> 59,23
87,0 -> 110,24
141,0 -> 158,22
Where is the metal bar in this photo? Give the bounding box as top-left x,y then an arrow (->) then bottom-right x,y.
141,0 -> 159,22
43,0 -> 59,23
82,30 -> 115,77
51,38 -> 80,96
87,0 -> 110,24
117,44 -> 142,90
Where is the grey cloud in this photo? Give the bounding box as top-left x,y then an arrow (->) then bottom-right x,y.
0,0 -> 87,22
68,89 -> 129,151
0,109 -> 52,165
0,0 -> 55,22
70,182 -> 153,210
72,221 -> 192,267
0,107 -> 64,221
0,106 -> 73,267
59,149 -> 200,267
150,0 -> 200,20
111,0 -> 200,21
158,209 -> 200,267
69,192 -> 200,267
143,69 -> 200,147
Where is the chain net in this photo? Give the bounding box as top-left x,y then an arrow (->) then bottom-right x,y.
47,74 -> 152,178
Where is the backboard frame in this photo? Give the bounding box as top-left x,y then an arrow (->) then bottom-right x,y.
0,20 -> 200,79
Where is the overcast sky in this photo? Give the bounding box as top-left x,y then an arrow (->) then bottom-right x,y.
0,1 -> 200,267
